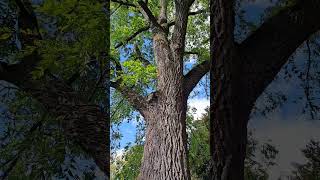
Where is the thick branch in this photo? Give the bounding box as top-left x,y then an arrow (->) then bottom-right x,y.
240,0 -> 320,105
184,60 -> 210,96
138,1 -> 164,33
159,0 -> 168,24
110,80 -> 148,114
171,0 -> 195,53
110,0 -> 136,7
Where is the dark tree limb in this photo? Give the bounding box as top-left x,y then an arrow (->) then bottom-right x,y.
184,51 -> 200,55
110,0 -> 136,7
134,43 -> 151,66
138,1 -> 164,33
183,59 -> 209,97
115,26 -> 150,49
239,0 -> 320,107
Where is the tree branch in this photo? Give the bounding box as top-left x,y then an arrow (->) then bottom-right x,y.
184,59 -> 210,97
239,0 -> 320,105
138,0 -> 164,33
134,43 -> 151,66
184,51 -> 199,55
188,9 -> 206,16
171,0 -> 195,54
110,80 -> 148,114
115,26 -> 150,49
110,0 -> 136,7
159,0 -> 168,24
110,56 -> 148,113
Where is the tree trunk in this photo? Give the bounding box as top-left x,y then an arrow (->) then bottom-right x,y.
209,78 -> 250,180
209,49 -> 250,180
209,0 -> 251,179
138,30 -> 190,179
138,98 -> 190,179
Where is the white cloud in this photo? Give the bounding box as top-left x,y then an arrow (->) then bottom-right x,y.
114,148 -> 125,159
188,98 -> 209,120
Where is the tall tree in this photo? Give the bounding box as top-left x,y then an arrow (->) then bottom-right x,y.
110,0 -> 209,179
209,0 -> 320,179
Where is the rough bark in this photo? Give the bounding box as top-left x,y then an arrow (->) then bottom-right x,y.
138,97 -> 189,180
138,25 -> 190,180
135,1 -> 194,179
209,0 -> 249,179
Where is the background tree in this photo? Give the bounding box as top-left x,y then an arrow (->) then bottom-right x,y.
0,0 -> 110,178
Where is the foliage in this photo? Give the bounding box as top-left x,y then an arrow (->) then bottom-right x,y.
187,108 -> 211,179
111,145 -> 144,180
121,60 -> 156,87
290,140 -> 320,180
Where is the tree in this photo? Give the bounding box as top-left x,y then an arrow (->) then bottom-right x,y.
0,0 -> 110,177
209,0 -> 320,179
110,0 -> 209,179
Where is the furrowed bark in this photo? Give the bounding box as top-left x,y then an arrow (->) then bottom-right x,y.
138,96 -> 189,179
138,27 -> 190,179
209,0 -> 249,179
137,1 -> 196,178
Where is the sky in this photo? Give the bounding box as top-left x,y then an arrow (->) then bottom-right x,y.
113,0 -> 320,179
